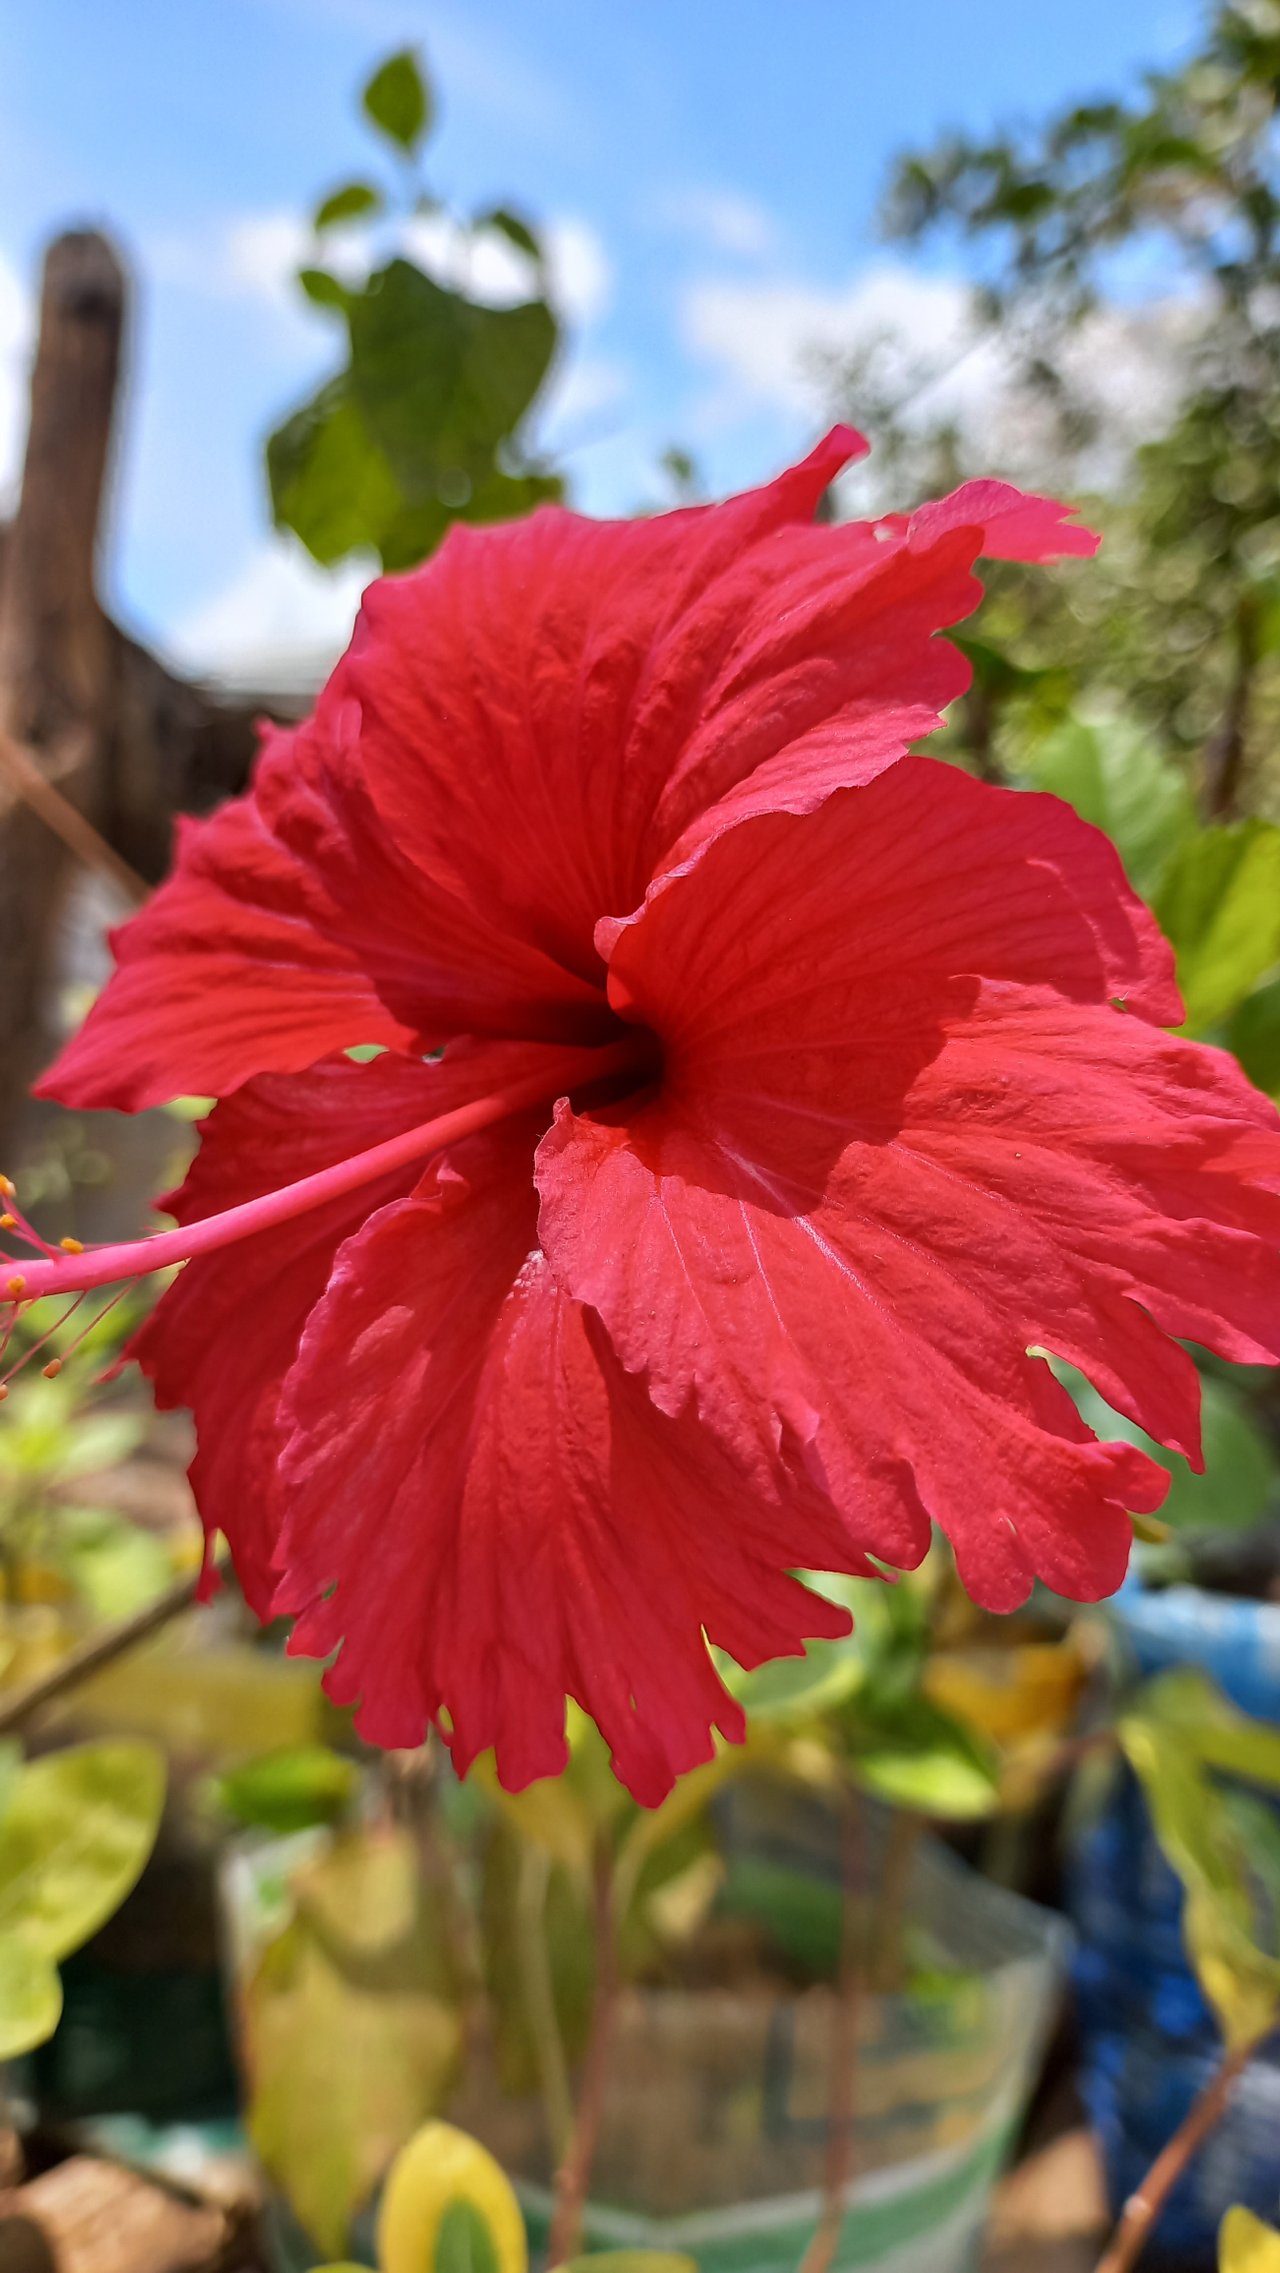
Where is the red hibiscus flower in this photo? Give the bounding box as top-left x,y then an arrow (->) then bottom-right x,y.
13,428 -> 1280,1804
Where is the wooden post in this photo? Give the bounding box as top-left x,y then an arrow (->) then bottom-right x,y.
0,232 -> 124,1125
0,231 -> 123,740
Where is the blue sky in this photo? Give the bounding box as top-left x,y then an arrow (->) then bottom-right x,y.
1,0 -> 1198,678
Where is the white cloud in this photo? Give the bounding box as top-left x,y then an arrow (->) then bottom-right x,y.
682,264 -> 975,419
655,186 -> 780,261
146,209 -> 316,316
534,352 -> 631,459
401,210 -> 611,326
0,249 -> 34,511
680,259 -> 1189,487
165,535 -> 373,690
150,205 -> 612,331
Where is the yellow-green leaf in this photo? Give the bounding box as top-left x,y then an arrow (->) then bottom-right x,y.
0,1740 -> 165,1961
376,2121 -> 527,2273
1120,1713 -> 1280,2050
553,2257 -> 697,2273
246,1830 -> 463,2255
0,1930 -> 61,2058
1140,1670 -> 1280,1791
1220,2206 -> 1280,2273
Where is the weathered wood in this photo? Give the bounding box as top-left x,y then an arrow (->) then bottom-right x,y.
0,229 -> 268,1147
0,2157 -> 240,2273
0,232 -> 122,742
0,234 -> 125,1132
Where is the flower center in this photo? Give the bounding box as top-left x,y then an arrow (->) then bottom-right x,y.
0,1032 -> 654,1326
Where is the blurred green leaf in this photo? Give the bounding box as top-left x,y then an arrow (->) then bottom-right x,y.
0,1929 -> 61,2059
1228,972 -> 1280,1098
362,48 -> 432,154
298,268 -> 353,313
376,2122 -> 527,2273
1017,714 -> 1197,898
473,1755 -> 594,1885
477,207 -> 542,260
269,261 -> 560,572
723,1634 -> 862,1724
1139,1669 -> 1280,1792
58,1506 -> 173,1620
437,2197 -> 502,2273
1155,818 -> 1280,1032
315,181 -> 384,230
1066,1366 -> 1276,1534
846,1695 -> 1001,1819
0,1740 -> 165,1961
1121,1707 -> 1280,2049
211,1745 -> 361,1835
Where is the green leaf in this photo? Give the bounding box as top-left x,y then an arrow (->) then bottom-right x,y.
59,1506 -> 174,1621
268,379 -> 403,567
1017,715 -> 1196,899
347,260 -> 556,493
362,49 -> 432,154
268,262 -> 561,572
1065,1367 -> 1275,1534
0,1930 -> 62,2058
477,207 -> 542,260
298,267 -> 352,313
314,182 -> 384,231
1139,1670 -> 1280,1792
0,1740 -> 165,1961
1155,818 -> 1280,1032
437,2197 -> 502,2273
377,2122 -> 527,2273
1228,972 -> 1280,1098
722,1634 -> 862,1723
211,1745 -> 360,1836
1121,1709 -> 1280,2050
847,1696 -> 1001,1819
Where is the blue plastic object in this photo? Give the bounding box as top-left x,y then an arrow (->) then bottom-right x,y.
1068,1581 -> 1280,2261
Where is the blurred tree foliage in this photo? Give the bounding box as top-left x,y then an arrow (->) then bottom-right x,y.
867,0 -> 1280,821
267,46 -> 562,573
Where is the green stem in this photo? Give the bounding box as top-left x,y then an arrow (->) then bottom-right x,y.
799,1789 -> 863,2273
547,1842 -> 618,2266
516,1844 -> 575,2168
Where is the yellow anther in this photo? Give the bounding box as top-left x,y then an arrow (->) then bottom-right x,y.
5,1275 -> 26,1299
59,1237 -> 84,1255
0,1214 -> 14,1231
42,1358 -> 62,1379
0,1175 -> 13,1197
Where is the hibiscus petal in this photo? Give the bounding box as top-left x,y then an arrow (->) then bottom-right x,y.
904,480 -> 1099,561
129,1043 -> 564,1611
273,1123 -> 862,1805
283,432 -> 1096,1036
38,722 -> 415,1112
539,767 -> 1280,1610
